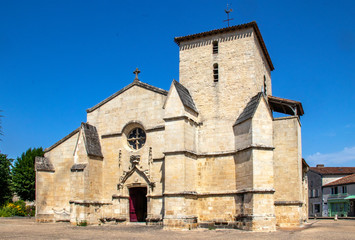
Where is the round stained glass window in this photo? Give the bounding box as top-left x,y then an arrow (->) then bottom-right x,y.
127,128 -> 146,150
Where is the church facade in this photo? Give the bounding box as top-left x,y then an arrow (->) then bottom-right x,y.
35,21 -> 308,231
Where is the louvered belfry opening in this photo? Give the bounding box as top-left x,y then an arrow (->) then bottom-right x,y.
213,41 -> 218,54
213,63 -> 219,82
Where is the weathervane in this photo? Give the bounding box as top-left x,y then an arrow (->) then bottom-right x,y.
223,3 -> 234,27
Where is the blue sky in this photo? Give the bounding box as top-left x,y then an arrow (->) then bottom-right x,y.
0,0 -> 354,167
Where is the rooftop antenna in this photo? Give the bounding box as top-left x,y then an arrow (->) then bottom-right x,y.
224,3 -> 234,27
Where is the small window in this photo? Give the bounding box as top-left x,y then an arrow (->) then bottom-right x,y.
314,204 -> 320,213
331,187 -> 338,195
342,186 -> 347,193
213,41 -> 218,54
213,63 -> 219,82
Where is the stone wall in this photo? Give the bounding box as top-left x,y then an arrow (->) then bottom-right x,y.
36,131 -> 78,222
273,116 -> 305,226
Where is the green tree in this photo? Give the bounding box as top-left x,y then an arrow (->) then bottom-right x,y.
0,153 -> 13,205
12,147 -> 44,201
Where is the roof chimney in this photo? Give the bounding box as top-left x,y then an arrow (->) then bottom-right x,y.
316,164 -> 324,168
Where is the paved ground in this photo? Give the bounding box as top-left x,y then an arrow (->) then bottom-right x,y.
0,218 -> 354,240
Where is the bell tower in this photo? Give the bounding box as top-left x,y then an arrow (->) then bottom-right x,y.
174,21 -> 274,153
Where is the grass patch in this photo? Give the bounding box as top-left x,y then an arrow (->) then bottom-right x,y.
77,220 -> 88,226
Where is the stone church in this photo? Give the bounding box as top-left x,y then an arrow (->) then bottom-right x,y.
35,21 -> 309,231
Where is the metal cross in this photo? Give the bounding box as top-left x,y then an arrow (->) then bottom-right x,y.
133,68 -> 140,81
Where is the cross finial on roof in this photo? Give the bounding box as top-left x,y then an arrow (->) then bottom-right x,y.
133,68 -> 140,81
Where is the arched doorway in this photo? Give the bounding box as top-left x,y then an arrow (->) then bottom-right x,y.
129,187 -> 147,222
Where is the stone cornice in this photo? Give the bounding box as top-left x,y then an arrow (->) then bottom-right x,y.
163,115 -> 200,126
163,188 -> 275,197
101,132 -> 122,139
112,194 -> 129,199
164,145 -> 274,158
101,125 -> 165,139
145,125 -> 165,133
69,200 -> 112,205
274,201 -> 303,206
236,145 -> 274,153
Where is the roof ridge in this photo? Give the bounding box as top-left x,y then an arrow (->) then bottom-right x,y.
323,173 -> 355,187
310,166 -> 355,175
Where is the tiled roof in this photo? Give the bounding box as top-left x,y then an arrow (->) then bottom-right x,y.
310,167 -> 355,175
173,80 -> 198,113
70,163 -> 87,172
82,122 -> 103,158
324,174 -> 355,187
87,80 -> 168,113
35,157 -> 55,172
235,92 -> 263,125
174,21 -> 274,71
268,95 -> 304,116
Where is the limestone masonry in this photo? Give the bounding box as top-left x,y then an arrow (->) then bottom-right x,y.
36,21 -> 308,231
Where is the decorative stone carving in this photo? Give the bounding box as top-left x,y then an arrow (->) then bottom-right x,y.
117,154 -> 155,190
130,155 -> 140,166
118,150 -> 122,168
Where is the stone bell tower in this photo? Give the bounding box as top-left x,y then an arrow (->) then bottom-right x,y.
175,21 -> 274,153
172,22 -> 278,231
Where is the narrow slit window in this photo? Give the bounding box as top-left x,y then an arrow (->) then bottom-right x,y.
213,63 -> 219,82
213,41 -> 218,54
263,75 -> 267,94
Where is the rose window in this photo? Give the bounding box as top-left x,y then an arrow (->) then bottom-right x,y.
127,128 -> 146,150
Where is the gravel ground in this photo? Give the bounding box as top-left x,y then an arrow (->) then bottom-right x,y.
0,218 -> 354,240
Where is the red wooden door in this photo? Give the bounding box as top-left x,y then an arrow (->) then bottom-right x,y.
129,187 -> 147,222
129,193 -> 138,222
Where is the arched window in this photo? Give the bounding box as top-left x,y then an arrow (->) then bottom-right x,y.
213,63 -> 219,82
213,41 -> 218,54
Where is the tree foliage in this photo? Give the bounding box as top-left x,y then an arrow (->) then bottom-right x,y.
0,153 -> 13,205
12,147 -> 44,201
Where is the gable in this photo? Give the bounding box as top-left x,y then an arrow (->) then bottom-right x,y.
163,80 -> 198,118
86,80 -> 168,113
